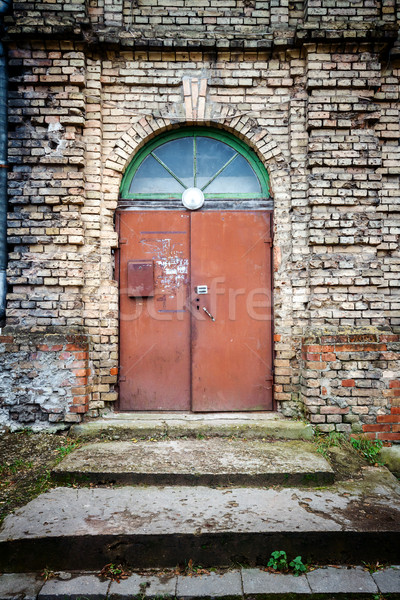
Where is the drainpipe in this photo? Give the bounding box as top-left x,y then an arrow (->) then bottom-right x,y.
0,0 -> 11,320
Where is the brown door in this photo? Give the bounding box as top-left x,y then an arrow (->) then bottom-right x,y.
117,210 -> 273,411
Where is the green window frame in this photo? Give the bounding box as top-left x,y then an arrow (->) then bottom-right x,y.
120,127 -> 271,200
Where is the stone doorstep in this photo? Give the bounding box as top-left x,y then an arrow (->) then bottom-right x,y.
1,469 -> 400,572
51,439 -> 334,487
0,567 -> 399,599
69,412 -> 314,442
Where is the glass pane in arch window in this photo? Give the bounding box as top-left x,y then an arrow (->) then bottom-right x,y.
128,154 -> 185,194
196,137 -> 236,189
204,154 -> 261,194
153,138 -> 194,188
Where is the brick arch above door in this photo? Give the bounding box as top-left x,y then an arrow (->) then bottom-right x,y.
103,108 -> 295,417
104,103 -> 291,212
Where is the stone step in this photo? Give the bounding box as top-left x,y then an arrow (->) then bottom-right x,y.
51,439 -> 335,487
1,468 -> 399,572
69,412 -> 314,441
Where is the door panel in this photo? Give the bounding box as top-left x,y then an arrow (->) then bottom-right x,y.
191,211 -> 273,411
118,210 -> 273,412
118,211 -> 191,410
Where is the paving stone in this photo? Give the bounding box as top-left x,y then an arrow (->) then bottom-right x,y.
0,573 -> 43,600
242,568 -> 311,596
372,566 -> 400,594
38,573 -> 109,599
109,573 -> 177,598
176,571 -> 242,598
306,566 -> 378,595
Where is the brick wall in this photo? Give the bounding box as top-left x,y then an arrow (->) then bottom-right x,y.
0,329 -> 90,428
0,1 -> 399,432
301,328 -> 400,440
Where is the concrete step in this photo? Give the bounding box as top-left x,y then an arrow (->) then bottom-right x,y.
51,439 -> 335,486
1,468 -> 399,572
69,412 -> 314,441
1,566 -> 400,599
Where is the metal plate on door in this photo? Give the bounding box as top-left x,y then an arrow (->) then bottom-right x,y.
127,260 -> 154,297
195,285 -> 208,294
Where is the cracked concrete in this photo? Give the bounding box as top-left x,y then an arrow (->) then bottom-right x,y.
0,468 -> 399,571
52,439 -> 334,486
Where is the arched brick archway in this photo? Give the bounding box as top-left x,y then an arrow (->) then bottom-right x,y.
99,102 -> 294,414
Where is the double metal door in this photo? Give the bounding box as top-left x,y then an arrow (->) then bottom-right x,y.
117,210 -> 273,412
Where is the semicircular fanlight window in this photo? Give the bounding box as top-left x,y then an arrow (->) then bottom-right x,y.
127,134 -> 263,197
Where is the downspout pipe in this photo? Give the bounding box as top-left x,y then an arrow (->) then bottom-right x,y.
0,0 -> 11,320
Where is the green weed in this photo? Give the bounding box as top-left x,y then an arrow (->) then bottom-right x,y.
350,437 -> 384,466
55,440 -> 80,461
314,430 -> 345,458
267,550 -> 288,572
267,551 -> 308,576
289,556 -> 307,576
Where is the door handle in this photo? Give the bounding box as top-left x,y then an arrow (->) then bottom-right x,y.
203,307 -> 215,321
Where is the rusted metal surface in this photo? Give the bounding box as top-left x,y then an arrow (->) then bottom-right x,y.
118,210 -> 273,412
118,211 -> 191,410
127,260 -> 154,297
191,211 -> 273,411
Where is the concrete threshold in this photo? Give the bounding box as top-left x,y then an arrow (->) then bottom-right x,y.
70,412 -> 314,441
1,566 -> 400,599
51,439 -> 334,487
1,468 -> 399,572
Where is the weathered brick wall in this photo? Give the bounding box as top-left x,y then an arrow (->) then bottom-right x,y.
0,0 -> 399,433
301,328 -> 400,438
0,330 -> 90,428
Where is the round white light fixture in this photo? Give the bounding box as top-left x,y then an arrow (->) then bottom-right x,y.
182,187 -> 205,210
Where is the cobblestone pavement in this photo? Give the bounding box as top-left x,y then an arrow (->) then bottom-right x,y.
0,565 -> 399,599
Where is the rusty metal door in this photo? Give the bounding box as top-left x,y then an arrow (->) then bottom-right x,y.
118,211 -> 191,410
191,211 -> 273,411
118,210 -> 273,411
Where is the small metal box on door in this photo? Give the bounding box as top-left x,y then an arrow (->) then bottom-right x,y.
127,260 -> 154,297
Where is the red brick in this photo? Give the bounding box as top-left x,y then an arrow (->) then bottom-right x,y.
377,414 -> 400,423
389,380 -> 400,389
321,335 -> 348,343
274,334 -> 281,342
0,335 -> 13,344
306,353 -> 320,361
321,345 -> 334,352
342,379 -> 355,387
72,368 -> 90,377
50,344 -> 63,351
69,405 -> 88,414
349,334 -> 377,343
322,352 -> 336,361
66,343 -> 85,351
38,344 -> 49,351
391,407 -> 400,415
379,334 -> 399,342
110,367 -> 118,375
73,351 -> 88,360
393,425 -> 400,432
378,433 -> 400,441
362,424 -> 391,432
305,345 -> 321,352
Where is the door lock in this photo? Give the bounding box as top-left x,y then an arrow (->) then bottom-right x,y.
195,285 -> 208,294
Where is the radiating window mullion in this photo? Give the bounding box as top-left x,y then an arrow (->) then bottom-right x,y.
150,152 -> 187,189
201,153 -> 239,192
